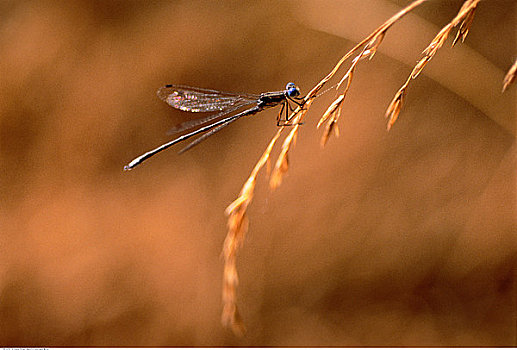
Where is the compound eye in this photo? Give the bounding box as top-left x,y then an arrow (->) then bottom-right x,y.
286,82 -> 300,97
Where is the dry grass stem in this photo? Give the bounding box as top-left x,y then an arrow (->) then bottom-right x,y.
221,0 -> 438,334
222,128 -> 283,335
386,0 -> 480,130
502,59 -> 517,92
275,0 -> 429,165
218,0 -> 511,336
303,0 -> 428,104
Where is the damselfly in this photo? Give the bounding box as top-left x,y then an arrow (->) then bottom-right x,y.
124,82 -> 304,170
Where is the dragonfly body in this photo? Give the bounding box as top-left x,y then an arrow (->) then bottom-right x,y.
257,90 -> 292,108
124,82 -> 302,170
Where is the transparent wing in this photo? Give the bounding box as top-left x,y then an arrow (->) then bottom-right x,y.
166,101 -> 254,135
178,114 -> 243,154
157,84 -> 259,113
178,106 -> 260,153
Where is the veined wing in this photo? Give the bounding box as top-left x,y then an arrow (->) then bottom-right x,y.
178,106 -> 260,154
166,102 -> 254,135
157,84 -> 259,113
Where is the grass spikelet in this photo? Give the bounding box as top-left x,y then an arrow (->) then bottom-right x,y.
321,113 -> 341,148
318,94 -> 344,129
270,113 -> 304,189
386,85 -> 407,131
452,0 -> 478,46
502,59 -> 517,92
318,94 -> 344,147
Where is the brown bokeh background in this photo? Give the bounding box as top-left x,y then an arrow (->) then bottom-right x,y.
0,0 -> 515,346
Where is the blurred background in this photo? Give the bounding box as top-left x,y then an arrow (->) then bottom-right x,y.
0,0 -> 515,346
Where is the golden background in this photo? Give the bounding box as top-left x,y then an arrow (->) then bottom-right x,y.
0,0 -> 515,346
